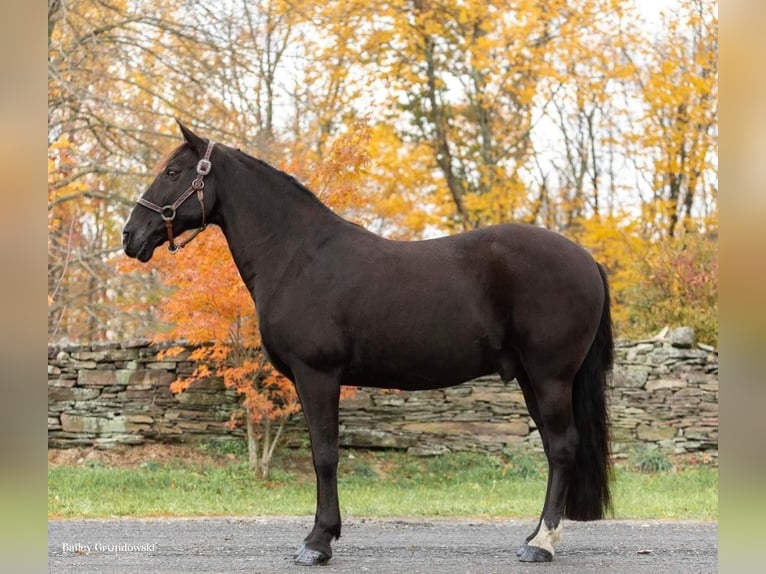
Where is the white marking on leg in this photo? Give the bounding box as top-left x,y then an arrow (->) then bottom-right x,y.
528,521 -> 563,556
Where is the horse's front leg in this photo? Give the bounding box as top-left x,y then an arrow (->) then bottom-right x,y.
292,366 -> 341,566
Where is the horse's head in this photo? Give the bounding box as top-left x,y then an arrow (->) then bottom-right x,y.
123,121 -> 220,262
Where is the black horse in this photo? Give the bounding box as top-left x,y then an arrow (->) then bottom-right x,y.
123,122 -> 613,566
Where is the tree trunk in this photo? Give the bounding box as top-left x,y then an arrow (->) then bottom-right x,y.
260,415 -> 271,479
245,403 -> 261,473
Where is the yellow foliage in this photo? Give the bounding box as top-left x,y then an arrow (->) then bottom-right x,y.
575,213 -> 718,345
54,0 -> 716,349
311,119 -> 372,216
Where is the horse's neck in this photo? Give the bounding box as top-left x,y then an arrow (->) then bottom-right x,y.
216,157 -> 354,303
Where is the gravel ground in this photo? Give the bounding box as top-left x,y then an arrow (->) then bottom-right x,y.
48,516 -> 717,574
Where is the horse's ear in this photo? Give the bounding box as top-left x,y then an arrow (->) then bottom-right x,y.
176,119 -> 207,156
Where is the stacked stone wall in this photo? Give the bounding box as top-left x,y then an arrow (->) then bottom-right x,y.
48,328 -> 717,456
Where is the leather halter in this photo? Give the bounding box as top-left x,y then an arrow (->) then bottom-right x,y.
137,140 -> 215,253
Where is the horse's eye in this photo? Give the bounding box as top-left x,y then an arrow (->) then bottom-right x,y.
166,168 -> 179,179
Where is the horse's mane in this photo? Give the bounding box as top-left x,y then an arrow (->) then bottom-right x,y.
247,155 -> 320,201
153,141 -> 331,213
240,149 -> 367,230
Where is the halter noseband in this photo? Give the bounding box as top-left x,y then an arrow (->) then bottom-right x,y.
137,140 -> 215,253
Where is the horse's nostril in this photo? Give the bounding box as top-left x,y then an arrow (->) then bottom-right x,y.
122,230 -> 130,246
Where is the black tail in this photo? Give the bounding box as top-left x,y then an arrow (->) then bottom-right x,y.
564,262 -> 614,521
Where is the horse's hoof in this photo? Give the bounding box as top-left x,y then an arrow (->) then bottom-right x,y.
516,541 -> 528,557
518,544 -> 553,563
294,544 -> 332,566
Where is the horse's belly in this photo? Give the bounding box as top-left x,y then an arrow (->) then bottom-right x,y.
346,326 -> 498,390
347,369 -> 488,391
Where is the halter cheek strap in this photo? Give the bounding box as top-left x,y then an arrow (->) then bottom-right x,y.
137,140 -> 215,253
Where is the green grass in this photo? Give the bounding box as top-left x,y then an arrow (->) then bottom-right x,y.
48,449 -> 717,520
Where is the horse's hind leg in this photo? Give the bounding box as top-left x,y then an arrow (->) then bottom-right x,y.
517,370 -> 578,562
513,370 -> 551,556
501,360 -> 555,557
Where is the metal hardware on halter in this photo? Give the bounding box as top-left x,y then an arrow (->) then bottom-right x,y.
196,157 -> 212,176
136,140 -> 215,253
160,206 -> 176,221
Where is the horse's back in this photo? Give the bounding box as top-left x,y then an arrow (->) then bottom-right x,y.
405,223 -> 604,321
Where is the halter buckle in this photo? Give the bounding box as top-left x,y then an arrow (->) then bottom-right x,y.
197,158 -> 212,176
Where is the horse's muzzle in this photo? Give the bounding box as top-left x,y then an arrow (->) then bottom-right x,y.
122,230 -> 151,261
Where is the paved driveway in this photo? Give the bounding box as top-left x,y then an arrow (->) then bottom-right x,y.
48,516 -> 717,573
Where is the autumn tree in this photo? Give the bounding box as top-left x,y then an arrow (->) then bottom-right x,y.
48,0 -> 213,341
49,0 -> 718,346
48,0 -> 365,341
121,227 -> 300,479
527,2 -> 641,231
613,0 -> 717,239
348,0 -> 629,230
597,0 -> 717,342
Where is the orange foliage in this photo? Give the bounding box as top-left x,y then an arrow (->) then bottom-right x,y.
280,119 -> 371,222
121,226 -> 297,438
